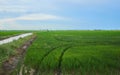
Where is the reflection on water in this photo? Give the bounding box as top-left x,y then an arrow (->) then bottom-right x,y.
0,33 -> 33,45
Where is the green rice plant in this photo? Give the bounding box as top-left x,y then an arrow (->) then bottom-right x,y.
13,30 -> 120,75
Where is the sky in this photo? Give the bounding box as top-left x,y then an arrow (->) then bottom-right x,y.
0,0 -> 120,30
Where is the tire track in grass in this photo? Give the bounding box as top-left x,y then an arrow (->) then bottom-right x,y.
57,46 -> 72,75
39,47 -> 60,65
34,44 -> 68,75
39,44 -> 71,65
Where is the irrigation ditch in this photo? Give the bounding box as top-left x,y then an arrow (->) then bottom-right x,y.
0,33 -> 33,45
0,35 -> 36,75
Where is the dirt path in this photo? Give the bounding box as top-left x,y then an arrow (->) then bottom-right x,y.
0,35 -> 36,75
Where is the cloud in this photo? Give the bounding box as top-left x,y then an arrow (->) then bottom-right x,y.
0,0 -> 119,30
0,0 -> 57,13
0,0 -> 112,13
0,13 -> 66,23
0,5 -> 28,13
17,13 -> 65,20
0,13 -> 67,30
0,23 -> 76,30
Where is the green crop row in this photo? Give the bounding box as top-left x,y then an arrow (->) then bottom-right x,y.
12,30 -> 120,75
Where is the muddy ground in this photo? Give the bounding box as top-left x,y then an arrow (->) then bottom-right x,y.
0,35 -> 36,75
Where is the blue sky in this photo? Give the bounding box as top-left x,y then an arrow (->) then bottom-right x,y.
0,0 -> 120,30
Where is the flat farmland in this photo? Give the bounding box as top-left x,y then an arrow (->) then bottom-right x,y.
11,30 -> 120,75
0,31 -> 28,40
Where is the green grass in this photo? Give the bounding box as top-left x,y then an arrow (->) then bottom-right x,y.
0,30 -> 29,40
0,35 -> 32,66
11,30 -> 120,75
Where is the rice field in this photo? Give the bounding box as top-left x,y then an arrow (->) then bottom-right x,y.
11,30 -> 120,75
0,30 -> 28,40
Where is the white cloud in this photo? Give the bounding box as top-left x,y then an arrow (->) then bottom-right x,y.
0,0 -> 57,13
0,5 -> 28,13
0,0 -> 111,13
17,13 -> 64,20
0,13 -> 66,27
0,23 -> 75,30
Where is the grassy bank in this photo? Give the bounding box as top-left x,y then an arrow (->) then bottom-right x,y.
0,30 -> 29,40
0,35 -> 33,66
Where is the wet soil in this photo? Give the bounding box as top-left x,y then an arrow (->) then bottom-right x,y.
0,35 -> 36,75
